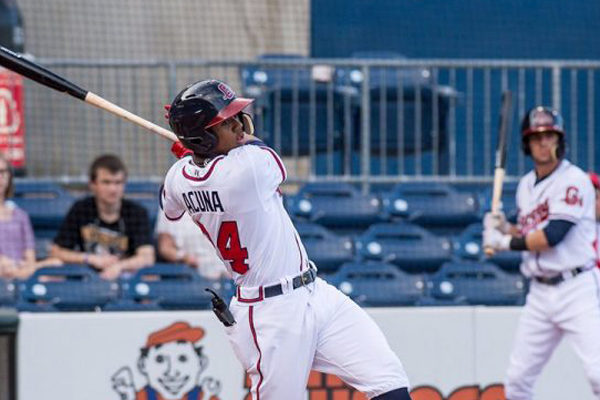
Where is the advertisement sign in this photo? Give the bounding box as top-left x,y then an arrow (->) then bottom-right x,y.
17,308 -> 595,400
0,68 -> 24,168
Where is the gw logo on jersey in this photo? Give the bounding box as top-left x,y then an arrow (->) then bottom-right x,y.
182,190 -> 224,213
562,186 -> 583,206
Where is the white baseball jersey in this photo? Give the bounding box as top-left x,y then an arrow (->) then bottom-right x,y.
162,142 -> 308,287
516,159 -> 596,277
161,142 -> 409,399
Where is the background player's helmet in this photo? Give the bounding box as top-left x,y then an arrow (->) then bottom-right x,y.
589,172 -> 600,191
168,79 -> 254,157
520,106 -> 565,158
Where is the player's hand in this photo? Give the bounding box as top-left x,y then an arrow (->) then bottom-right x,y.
171,141 -> 193,159
483,227 -> 511,252
483,211 -> 510,234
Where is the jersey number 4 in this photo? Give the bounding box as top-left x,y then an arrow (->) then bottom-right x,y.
217,221 -> 249,274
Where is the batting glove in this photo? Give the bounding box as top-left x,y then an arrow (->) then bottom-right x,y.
482,227 -> 511,251
483,211 -> 510,234
171,141 -> 193,159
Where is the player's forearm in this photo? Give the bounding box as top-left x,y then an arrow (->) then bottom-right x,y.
49,245 -> 88,264
157,234 -> 180,262
522,230 -> 550,251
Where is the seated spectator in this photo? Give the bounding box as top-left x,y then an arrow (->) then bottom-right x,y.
50,154 -> 155,280
155,209 -> 228,279
0,153 -> 61,279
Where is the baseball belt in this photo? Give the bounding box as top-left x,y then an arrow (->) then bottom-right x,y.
534,265 -> 594,286
263,267 -> 317,298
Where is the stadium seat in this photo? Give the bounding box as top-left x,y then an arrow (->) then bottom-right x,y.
102,298 -> 163,312
12,180 -> 74,229
34,228 -> 58,259
380,182 -> 480,230
125,180 -> 161,226
120,263 -> 218,310
479,180 -> 519,222
241,54 -> 351,156
428,260 -> 527,306
287,182 -> 382,229
355,222 -> 453,273
17,265 -> 119,311
0,278 -> 16,306
453,223 -> 522,273
294,221 -> 354,274
327,261 -> 426,306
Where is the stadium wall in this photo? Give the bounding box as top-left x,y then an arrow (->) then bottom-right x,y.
18,308 -> 595,399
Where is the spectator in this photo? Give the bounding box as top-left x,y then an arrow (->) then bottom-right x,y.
0,153 -> 61,279
50,154 -> 155,280
155,209 -> 228,279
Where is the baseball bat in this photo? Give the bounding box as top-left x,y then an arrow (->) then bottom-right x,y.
484,90 -> 512,256
0,46 -> 178,142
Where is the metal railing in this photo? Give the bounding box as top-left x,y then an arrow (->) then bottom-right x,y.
21,58 -> 600,184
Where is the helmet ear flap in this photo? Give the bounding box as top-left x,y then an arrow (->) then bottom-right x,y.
239,112 -> 254,135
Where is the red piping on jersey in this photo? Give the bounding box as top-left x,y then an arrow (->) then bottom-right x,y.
237,286 -> 264,303
182,156 -> 225,182
249,306 -> 264,400
164,210 -> 185,221
260,147 -> 286,183
294,234 -> 303,272
195,221 -> 215,247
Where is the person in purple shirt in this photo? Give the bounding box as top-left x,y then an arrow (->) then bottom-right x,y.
0,153 -> 61,279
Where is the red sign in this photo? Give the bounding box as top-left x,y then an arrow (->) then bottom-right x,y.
0,68 -> 24,168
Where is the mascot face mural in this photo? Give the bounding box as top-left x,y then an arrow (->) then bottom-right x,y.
139,340 -> 206,399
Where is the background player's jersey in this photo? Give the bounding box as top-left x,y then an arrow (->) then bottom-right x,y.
162,143 -> 309,287
516,159 -> 596,277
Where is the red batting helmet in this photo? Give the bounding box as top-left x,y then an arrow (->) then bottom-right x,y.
589,172 -> 600,191
520,106 -> 565,157
168,79 -> 254,157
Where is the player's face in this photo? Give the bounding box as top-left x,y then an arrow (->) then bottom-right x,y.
143,342 -> 203,399
0,158 -> 10,199
528,131 -> 559,165
90,168 -> 126,208
211,115 -> 245,154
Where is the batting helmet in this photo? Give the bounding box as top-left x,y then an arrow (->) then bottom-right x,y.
168,79 -> 254,157
520,106 -> 565,157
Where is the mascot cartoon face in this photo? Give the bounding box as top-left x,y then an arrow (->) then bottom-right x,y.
137,322 -> 208,399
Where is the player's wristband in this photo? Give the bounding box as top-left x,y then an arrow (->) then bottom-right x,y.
509,236 -> 527,251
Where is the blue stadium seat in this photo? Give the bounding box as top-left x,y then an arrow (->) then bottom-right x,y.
287,182 -> 382,229
34,228 -> 58,259
355,222 -> 453,273
381,182 -> 480,229
428,260 -> 527,306
453,223 -> 522,273
125,180 -> 161,226
479,181 -> 519,223
102,298 -> 163,312
327,261 -> 426,306
241,54 -> 351,156
294,221 -> 354,274
0,278 -> 16,306
12,180 -> 74,229
121,264 -> 218,310
17,265 -> 119,311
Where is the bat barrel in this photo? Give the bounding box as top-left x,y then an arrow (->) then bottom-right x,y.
0,46 -> 88,100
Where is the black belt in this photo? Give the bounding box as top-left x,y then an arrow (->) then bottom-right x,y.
263,268 -> 317,298
534,266 -> 590,286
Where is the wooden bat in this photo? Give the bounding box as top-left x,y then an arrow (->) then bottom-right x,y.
0,46 -> 178,142
485,90 -> 512,256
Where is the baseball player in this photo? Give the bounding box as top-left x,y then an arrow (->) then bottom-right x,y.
589,172 -> 600,267
483,106 -> 600,400
161,79 -> 411,400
